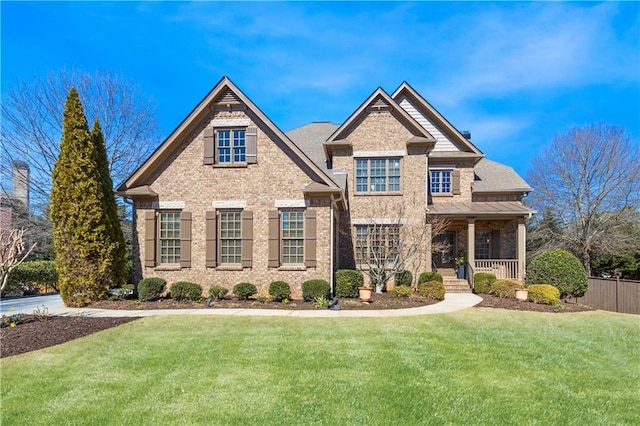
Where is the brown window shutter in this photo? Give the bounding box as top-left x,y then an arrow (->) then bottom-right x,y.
206,210 -> 217,267
241,210 -> 253,268
246,127 -> 257,164
204,128 -> 215,165
491,230 -> 501,259
304,209 -> 317,268
180,211 -> 192,268
452,169 -> 461,195
268,210 -> 280,268
144,211 -> 156,267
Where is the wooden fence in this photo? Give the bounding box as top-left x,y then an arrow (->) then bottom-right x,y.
577,277 -> 640,314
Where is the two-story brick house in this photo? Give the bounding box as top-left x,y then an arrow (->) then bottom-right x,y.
118,77 -> 534,295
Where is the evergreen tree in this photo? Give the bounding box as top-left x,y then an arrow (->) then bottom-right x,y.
50,88 -> 126,306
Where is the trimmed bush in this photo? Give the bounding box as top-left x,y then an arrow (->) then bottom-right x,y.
233,282 -> 257,300
527,249 -> 588,298
208,285 -> 229,301
335,269 -> 363,298
395,270 -> 413,287
301,279 -> 331,302
137,278 -> 166,301
527,284 -> 561,305
490,279 -> 524,299
6,260 -> 58,294
170,281 -> 202,301
269,281 -> 291,302
473,273 -> 496,294
417,280 -> 445,300
418,272 -> 443,284
390,285 -> 412,298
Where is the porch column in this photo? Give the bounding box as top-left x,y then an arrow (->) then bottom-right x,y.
517,218 -> 526,281
425,222 -> 432,272
467,218 -> 475,274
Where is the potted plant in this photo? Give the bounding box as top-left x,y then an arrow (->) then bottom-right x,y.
515,287 -> 529,301
358,284 -> 373,302
455,251 -> 466,279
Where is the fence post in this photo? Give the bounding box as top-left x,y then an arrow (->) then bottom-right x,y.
615,276 -> 619,313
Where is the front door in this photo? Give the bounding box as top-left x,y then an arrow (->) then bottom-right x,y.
433,231 -> 455,269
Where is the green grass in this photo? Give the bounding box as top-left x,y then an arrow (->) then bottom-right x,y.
1,310 -> 638,425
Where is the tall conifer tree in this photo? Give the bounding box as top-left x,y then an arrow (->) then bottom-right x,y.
50,88 -> 126,305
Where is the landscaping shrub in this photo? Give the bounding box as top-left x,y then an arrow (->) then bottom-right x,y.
208,285 -> 229,301
233,283 -> 257,300
301,279 -> 331,301
473,273 -> 496,294
170,281 -> 203,301
489,279 -> 524,299
137,278 -> 166,301
268,281 -> 291,302
527,284 -> 561,305
335,269 -> 363,298
417,280 -> 445,300
395,270 -> 413,287
390,285 -> 412,298
526,249 -> 588,298
6,260 -> 58,294
418,271 -> 443,284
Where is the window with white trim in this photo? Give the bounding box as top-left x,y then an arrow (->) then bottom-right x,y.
355,224 -> 400,266
217,129 -> 246,164
159,212 -> 181,264
430,170 -> 452,194
356,158 -> 401,193
281,211 -> 304,264
219,211 -> 242,264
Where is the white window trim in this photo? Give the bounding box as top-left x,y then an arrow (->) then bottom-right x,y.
152,201 -> 185,209
212,200 -> 247,209
209,118 -> 251,127
352,218 -> 407,225
353,150 -> 406,158
275,200 -> 308,208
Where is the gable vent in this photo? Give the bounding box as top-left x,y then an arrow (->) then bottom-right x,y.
214,88 -> 242,105
368,97 -> 391,112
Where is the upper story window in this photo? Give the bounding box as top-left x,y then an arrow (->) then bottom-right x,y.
430,170 -> 452,194
217,129 -> 246,164
281,211 -> 304,264
356,158 -> 401,193
159,211 -> 181,264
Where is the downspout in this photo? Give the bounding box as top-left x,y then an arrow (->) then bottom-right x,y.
330,195 -> 335,296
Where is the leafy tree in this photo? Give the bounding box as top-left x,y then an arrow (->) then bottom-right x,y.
50,88 -> 126,306
527,123 -> 640,275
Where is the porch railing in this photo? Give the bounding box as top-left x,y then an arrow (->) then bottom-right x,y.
474,260 -> 518,280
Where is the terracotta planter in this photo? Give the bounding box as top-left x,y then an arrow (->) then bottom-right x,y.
386,282 -> 395,292
515,288 -> 529,301
358,287 -> 373,302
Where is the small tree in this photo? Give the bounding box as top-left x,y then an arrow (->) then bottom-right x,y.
50,88 -> 126,305
0,228 -> 36,295
526,249 -> 588,299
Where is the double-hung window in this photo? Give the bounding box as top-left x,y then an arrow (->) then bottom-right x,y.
219,211 -> 242,264
356,158 -> 401,193
281,211 -> 304,264
159,212 -> 181,264
430,170 -> 452,194
355,224 -> 400,266
217,129 -> 246,164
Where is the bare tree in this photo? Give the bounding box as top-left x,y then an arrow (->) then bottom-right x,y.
526,123 -> 640,275
1,68 -> 160,207
1,228 -> 36,294
353,199 -> 451,293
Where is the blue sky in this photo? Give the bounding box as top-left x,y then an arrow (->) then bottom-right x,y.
2,1 -> 639,176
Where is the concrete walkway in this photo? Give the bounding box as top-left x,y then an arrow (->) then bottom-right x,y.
47,293 -> 483,318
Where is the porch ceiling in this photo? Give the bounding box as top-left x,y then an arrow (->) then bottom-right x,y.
427,201 -> 536,217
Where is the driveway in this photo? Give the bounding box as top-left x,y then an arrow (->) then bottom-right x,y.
0,294 -> 64,315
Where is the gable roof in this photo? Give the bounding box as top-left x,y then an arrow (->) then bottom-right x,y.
392,82 -> 483,157
323,87 -> 436,156
118,77 -> 342,198
473,159 -> 533,194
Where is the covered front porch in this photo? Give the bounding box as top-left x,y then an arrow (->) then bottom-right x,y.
426,201 -> 536,284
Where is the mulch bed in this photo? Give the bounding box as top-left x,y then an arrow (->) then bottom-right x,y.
1,293 -> 593,359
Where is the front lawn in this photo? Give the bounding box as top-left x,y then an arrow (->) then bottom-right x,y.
1,310 -> 638,425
